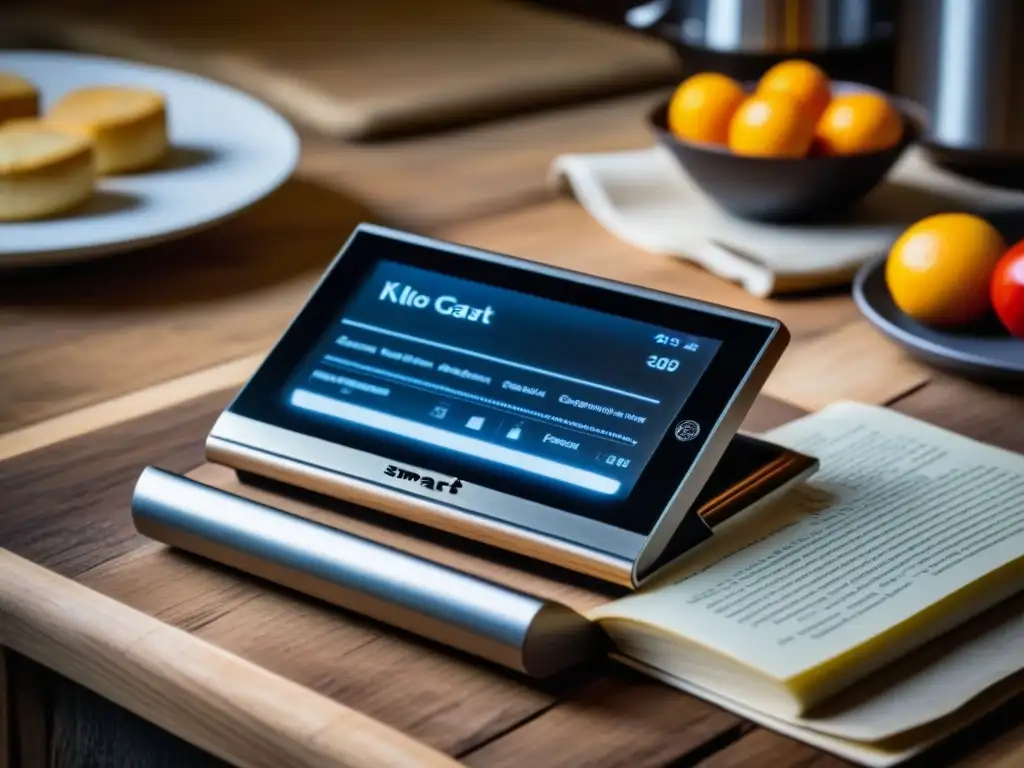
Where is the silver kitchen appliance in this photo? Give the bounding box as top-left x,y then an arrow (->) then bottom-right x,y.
625,0 -> 895,86
895,0 -> 1024,168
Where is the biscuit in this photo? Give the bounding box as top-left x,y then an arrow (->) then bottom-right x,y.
0,126 -> 96,221
0,71 -> 40,126
47,85 -> 168,174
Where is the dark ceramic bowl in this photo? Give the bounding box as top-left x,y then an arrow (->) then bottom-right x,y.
648,82 -> 920,224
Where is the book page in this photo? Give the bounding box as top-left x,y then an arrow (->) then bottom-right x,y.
592,402 -> 1024,695
619,653 -> 1023,768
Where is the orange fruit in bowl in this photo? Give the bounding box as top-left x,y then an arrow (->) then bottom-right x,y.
885,213 -> 1006,327
756,59 -> 832,123
815,92 -> 903,155
726,93 -> 816,158
667,72 -> 746,146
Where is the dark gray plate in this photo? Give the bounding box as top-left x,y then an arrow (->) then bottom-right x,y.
853,256 -> 1024,382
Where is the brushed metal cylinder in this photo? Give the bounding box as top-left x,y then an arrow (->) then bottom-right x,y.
896,0 -> 1024,158
130,467 -> 605,678
626,0 -> 892,52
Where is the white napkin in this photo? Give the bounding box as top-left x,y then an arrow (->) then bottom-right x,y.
550,145 -> 1024,297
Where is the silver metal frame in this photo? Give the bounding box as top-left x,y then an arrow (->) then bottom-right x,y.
207,223 -> 789,588
632,322 -> 787,582
209,412 -> 646,560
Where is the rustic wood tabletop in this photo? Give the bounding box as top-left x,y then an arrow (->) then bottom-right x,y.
1,21 -> 1023,768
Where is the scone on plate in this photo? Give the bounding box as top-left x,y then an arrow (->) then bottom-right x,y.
0,117 -> 46,133
47,86 -> 168,174
0,125 -> 96,221
0,72 -> 39,125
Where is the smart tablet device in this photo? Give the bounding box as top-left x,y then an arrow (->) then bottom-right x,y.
206,223 -> 812,587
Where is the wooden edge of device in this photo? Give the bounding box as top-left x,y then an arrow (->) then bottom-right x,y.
0,548 -> 461,768
698,451 -> 814,529
206,437 -> 637,588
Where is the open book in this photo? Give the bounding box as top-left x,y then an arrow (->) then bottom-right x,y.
589,402 -> 1024,765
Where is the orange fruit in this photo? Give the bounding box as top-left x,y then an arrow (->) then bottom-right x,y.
886,213 -> 1005,327
667,72 -> 746,146
726,93 -> 815,158
756,59 -> 832,123
815,92 -> 903,155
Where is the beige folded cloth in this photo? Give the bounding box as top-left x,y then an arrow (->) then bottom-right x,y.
551,145 -> 1024,297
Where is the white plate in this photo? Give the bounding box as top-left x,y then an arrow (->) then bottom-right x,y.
0,51 -> 300,267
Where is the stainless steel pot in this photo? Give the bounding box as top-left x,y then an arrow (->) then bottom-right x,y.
626,0 -> 895,86
627,0 -> 893,53
896,0 -> 1024,166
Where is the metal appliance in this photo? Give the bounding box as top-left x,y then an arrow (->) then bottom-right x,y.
895,0 -> 1024,168
625,0 -> 895,87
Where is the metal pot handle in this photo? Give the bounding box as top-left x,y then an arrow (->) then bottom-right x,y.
625,0 -> 673,30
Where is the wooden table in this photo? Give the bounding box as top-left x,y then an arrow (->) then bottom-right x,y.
2,72 -> 1023,768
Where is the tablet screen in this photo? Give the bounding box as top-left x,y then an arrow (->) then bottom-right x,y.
284,260 -> 721,498
226,227 -> 781,535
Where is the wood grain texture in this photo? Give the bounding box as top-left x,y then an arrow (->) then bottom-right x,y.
0,549 -> 461,768
696,691 -> 1024,768
0,389 -> 233,578
462,669 -> 745,768
34,0 -> 678,138
694,728 -> 852,768
193,593 -> 553,756
292,88 -> 667,229
4,654 -> 51,768
762,320 -> 931,410
0,179 -> 366,435
50,666 -> 233,768
0,354 -> 261,463
890,374 -> 1024,454
77,545 -> 556,757
76,544 -> 265,633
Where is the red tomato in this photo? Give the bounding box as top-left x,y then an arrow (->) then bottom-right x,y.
991,241 -> 1024,338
